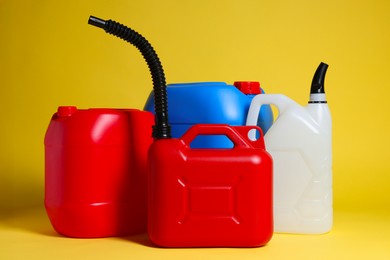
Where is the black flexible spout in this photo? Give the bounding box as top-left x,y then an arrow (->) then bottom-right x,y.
88,15 -> 171,139
310,62 -> 328,94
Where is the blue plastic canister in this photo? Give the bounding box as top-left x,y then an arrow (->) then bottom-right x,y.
144,81 -> 273,148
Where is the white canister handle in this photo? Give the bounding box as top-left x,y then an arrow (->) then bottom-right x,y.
246,94 -> 295,140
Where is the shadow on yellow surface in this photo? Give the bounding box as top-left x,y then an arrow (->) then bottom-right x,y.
0,206 -> 155,247
1,207 -> 389,259
0,207 -> 56,237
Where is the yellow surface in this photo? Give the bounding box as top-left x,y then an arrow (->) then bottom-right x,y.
0,0 -> 389,259
1,208 -> 389,259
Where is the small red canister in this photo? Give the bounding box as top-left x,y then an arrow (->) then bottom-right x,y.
148,124 -> 273,247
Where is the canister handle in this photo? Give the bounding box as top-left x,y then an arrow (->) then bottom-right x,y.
181,124 -> 265,149
246,94 -> 295,140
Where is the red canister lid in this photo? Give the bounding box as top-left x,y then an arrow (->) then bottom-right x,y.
233,81 -> 261,95
57,106 -> 77,117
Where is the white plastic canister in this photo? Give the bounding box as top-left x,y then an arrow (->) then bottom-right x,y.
246,63 -> 332,234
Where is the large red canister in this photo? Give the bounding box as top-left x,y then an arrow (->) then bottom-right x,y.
44,106 -> 154,238
147,124 -> 273,247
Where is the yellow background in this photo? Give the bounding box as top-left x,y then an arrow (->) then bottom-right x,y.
1,0 -> 389,259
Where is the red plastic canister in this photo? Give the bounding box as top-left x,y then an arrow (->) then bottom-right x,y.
147,124 -> 273,247
44,107 -> 154,238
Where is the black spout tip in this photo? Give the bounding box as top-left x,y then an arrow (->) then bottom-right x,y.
88,16 -> 106,29
311,62 -> 328,94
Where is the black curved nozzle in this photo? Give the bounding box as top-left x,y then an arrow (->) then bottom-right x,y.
310,62 -> 328,94
88,15 -> 171,139
88,16 -> 106,29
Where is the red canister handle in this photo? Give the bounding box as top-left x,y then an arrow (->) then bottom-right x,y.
180,124 -> 265,149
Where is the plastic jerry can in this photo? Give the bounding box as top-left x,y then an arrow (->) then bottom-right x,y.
144,81 -> 274,148
147,124 -> 273,247
246,62 -> 332,234
44,107 -> 154,237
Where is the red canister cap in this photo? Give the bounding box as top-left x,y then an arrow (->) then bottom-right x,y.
57,106 -> 77,117
233,81 -> 261,95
